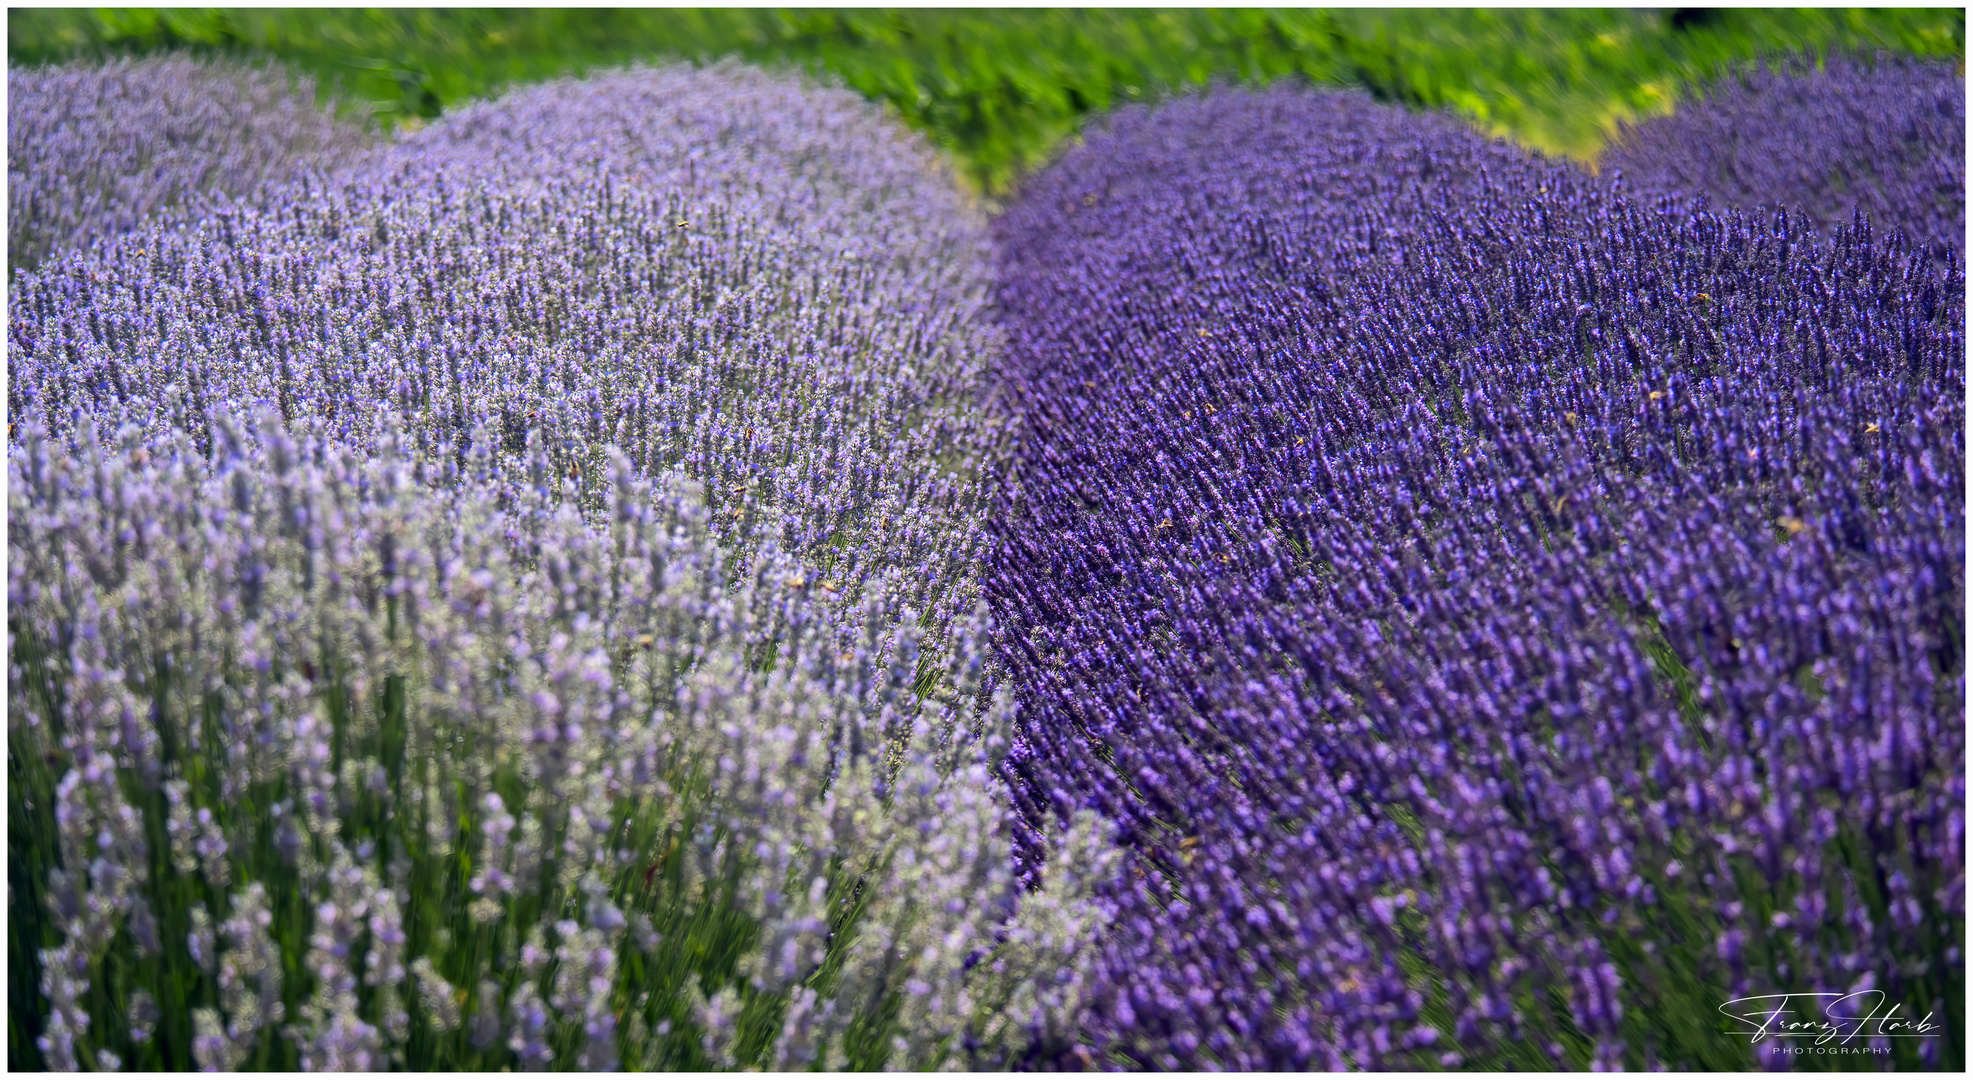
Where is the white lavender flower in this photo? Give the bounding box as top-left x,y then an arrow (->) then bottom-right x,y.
216,882 -> 285,1051
409,957 -> 462,1032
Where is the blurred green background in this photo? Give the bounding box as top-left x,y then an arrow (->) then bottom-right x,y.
8,7 -> 1966,196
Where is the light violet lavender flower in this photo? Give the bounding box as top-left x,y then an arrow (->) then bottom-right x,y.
8,54 -> 371,272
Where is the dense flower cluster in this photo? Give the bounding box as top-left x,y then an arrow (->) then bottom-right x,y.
11,59 -> 1001,657
8,55 -> 371,273
1605,53 -> 1965,267
10,62 -> 1111,1071
10,411 -> 1111,1070
990,84 -> 1964,1069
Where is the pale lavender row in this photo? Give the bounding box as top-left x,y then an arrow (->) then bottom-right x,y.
8,55 -> 372,272
988,83 -> 1963,1069
7,61 -> 1046,1070
9,405 -> 1075,1070
1606,53 -> 1964,267
9,61 -> 1004,646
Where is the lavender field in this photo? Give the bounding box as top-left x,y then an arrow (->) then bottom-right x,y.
8,50 -> 1964,1072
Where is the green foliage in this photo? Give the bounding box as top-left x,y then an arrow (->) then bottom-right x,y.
8,7 -> 1964,195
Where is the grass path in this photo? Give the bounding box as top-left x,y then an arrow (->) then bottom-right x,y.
9,8 -> 1963,195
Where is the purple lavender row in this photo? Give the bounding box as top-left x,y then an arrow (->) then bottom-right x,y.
989,84 -> 1964,1069
8,55 -> 372,273
1606,53 -> 1964,268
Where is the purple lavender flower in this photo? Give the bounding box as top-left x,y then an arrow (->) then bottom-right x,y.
1605,52 -> 1964,267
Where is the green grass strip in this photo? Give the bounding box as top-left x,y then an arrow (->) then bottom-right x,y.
9,7 -> 1964,195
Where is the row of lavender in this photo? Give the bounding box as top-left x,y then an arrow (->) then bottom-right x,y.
9,56 -> 372,274
1606,54 -> 1964,270
987,57 -> 1963,1069
8,61 -> 1112,1071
